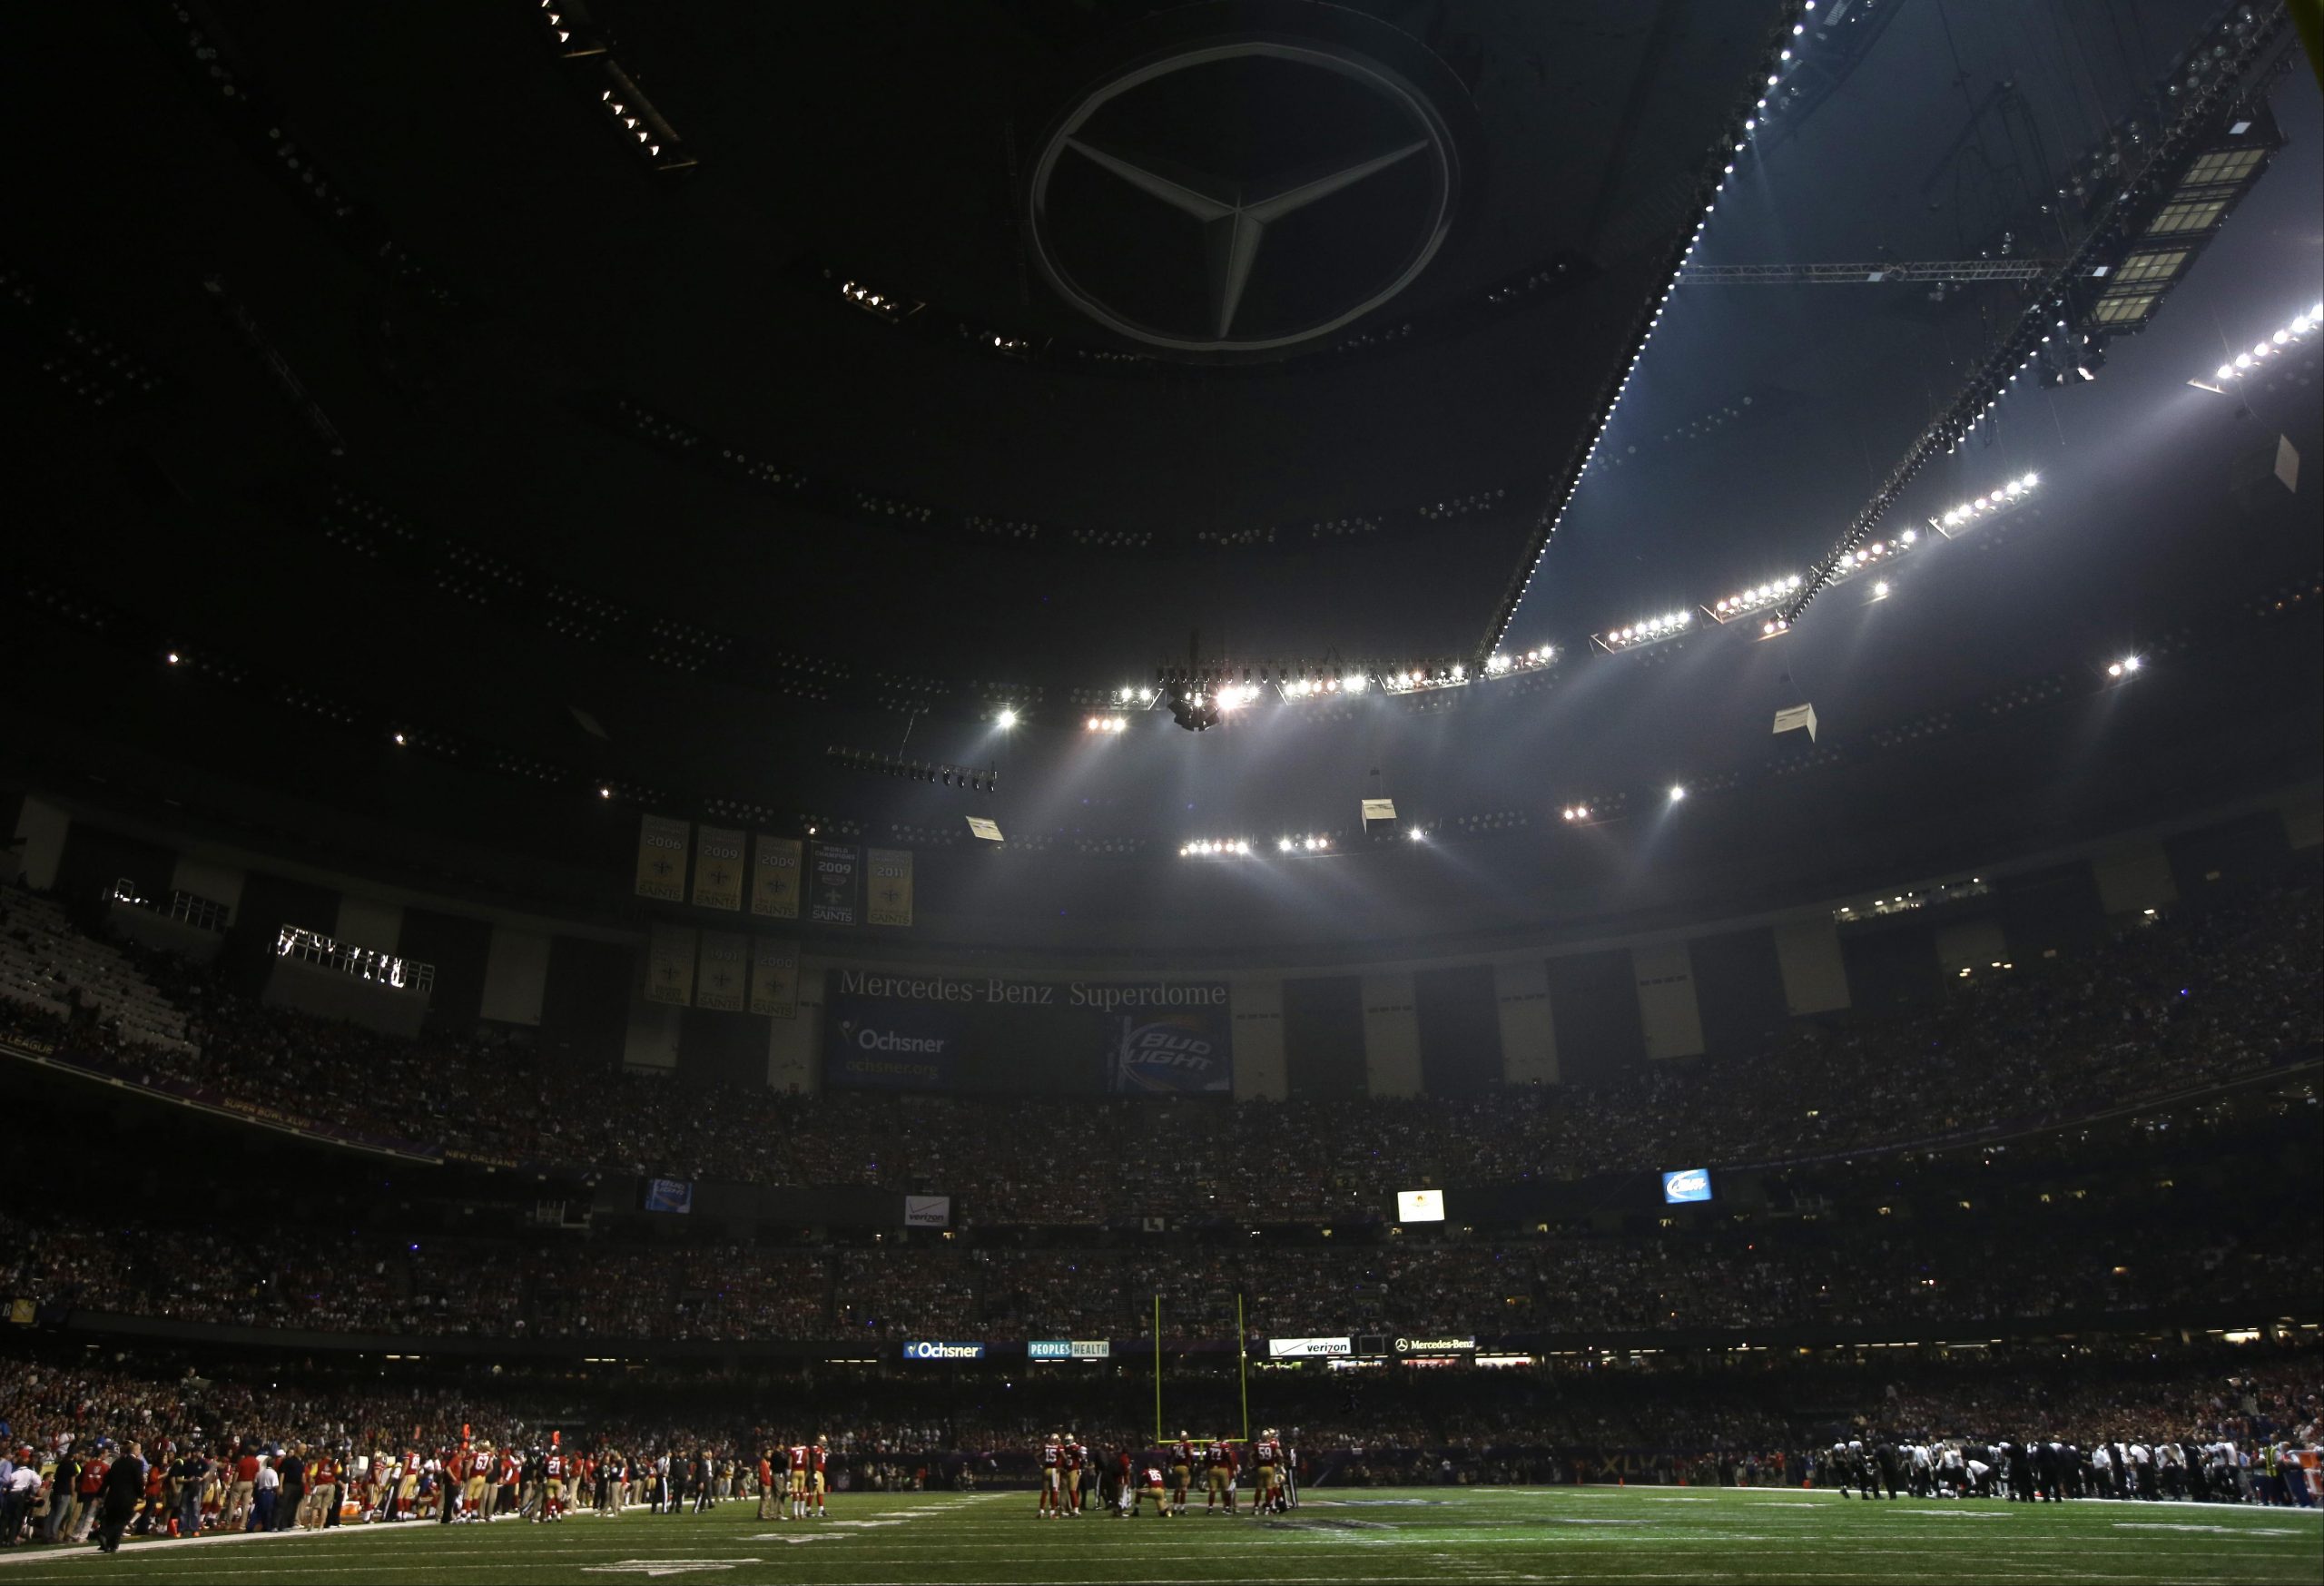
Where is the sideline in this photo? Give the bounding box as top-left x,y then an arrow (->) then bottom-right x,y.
0,1504 -> 674,1571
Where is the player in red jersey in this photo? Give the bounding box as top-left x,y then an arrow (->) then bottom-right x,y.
1138,1458 -> 1168,1517
461,1444 -> 492,1522
785,1441 -> 811,1521
1204,1437 -> 1235,1513
808,1436 -> 830,1519
539,1441 -> 568,1523
1168,1432 -> 1195,1516
1064,1433 -> 1088,1516
1250,1429 -> 1285,1515
1036,1433 -> 1063,1518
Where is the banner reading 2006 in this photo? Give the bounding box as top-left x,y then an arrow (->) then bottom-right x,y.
635,815 -> 690,901
822,971 -> 1230,1098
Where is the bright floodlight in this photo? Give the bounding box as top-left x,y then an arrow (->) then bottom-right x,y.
1407,825 -> 1424,841
1668,784 -> 1686,802
2122,655 -> 2142,672
996,708 -> 1019,728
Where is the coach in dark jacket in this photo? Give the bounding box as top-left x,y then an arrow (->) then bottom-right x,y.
95,1443 -> 147,1554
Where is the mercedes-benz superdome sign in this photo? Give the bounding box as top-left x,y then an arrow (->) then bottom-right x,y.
823,970 -> 1230,1097
1393,1335 -> 1477,1355
902,1340 -> 986,1362
1266,1335 -> 1353,1358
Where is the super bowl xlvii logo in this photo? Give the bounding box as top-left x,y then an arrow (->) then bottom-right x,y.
1114,1017 -> 1222,1094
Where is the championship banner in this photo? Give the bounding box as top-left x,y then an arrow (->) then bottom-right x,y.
692,826 -> 745,911
865,847 -> 914,927
644,922 -> 698,1007
811,842 -> 859,925
749,935 -> 801,1020
635,814 -> 691,901
696,931 -> 747,1011
752,834 -> 803,919
822,970 -> 1230,1096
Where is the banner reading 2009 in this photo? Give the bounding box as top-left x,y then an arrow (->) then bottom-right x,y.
822,971 -> 1230,1098
811,842 -> 858,925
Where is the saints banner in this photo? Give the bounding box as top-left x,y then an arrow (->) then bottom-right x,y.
635,814 -> 691,901
644,922 -> 698,1007
865,847 -> 914,928
692,825 -> 745,911
812,841 -> 859,925
696,931 -> 747,1011
750,935 -> 801,1019
752,834 -> 803,919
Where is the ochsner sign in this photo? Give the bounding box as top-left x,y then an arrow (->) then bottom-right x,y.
902,1340 -> 985,1362
1266,1336 -> 1353,1359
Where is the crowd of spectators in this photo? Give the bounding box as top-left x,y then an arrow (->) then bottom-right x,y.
5,1208 -> 2310,1345
1,877 -> 2313,1226
0,1341 -> 2315,1491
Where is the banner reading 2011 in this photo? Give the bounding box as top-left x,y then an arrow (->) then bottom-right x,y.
822,971 -> 1230,1097
865,847 -> 913,927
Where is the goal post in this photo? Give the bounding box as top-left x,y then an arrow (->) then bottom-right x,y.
1151,1290 -> 1252,1448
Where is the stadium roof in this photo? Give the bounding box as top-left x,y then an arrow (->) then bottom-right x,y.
7,0 -> 2321,946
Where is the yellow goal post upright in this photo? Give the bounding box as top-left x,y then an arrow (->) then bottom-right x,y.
1150,1291 -> 1252,1448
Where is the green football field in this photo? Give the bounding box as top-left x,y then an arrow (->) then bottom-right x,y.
0,1485 -> 2316,1584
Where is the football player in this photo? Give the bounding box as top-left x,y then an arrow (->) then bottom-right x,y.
462,1443 -> 492,1522
540,1438 -> 567,1523
786,1439 -> 811,1520
1037,1433 -> 1063,1518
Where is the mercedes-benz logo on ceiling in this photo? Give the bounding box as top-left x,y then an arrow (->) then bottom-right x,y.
1027,39 -> 1461,355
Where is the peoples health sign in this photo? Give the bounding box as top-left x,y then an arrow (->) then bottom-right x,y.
1027,1340 -> 1112,1361
902,1340 -> 986,1362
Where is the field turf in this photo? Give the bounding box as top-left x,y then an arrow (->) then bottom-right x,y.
0,1485 -> 2315,1584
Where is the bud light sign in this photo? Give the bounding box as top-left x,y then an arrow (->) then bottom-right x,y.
1661,1167 -> 1713,1205
1110,1014 -> 1230,1096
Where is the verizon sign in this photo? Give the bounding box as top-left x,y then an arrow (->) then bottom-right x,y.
1265,1335 -> 1353,1359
